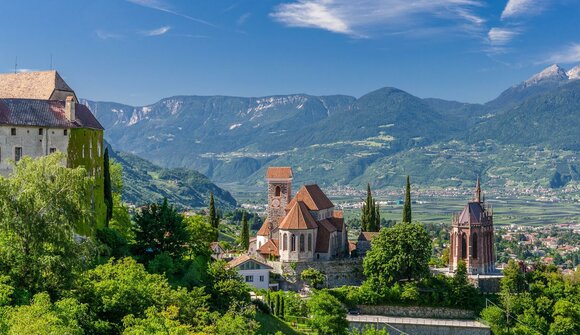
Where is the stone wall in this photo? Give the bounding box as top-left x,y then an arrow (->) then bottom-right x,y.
349,321 -> 490,335
270,258 -> 364,290
356,305 -> 475,319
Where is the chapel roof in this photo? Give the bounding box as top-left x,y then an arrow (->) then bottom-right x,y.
279,201 -> 318,230
266,167 -> 293,179
257,219 -> 271,236
286,184 -> 334,211
257,239 -> 279,257
457,202 -> 485,224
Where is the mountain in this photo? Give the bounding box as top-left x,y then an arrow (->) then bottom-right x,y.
85,63 -> 580,189
107,144 -> 237,209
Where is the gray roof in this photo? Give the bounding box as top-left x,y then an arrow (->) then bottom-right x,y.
0,99 -> 103,130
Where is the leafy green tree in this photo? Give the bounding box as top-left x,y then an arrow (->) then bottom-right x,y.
549,300 -> 580,335
132,198 -> 190,261
501,260 -> 527,294
363,222 -> 431,285
211,306 -> 258,335
240,211 -> 250,251
0,275 -> 14,306
349,325 -> 390,335
0,154 -> 94,296
184,214 -> 214,258
301,268 -> 325,289
361,184 -> 380,232
122,306 -> 194,335
307,290 -> 348,335
402,176 -> 412,223
205,261 -> 250,312
451,260 -> 479,308
208,193 -> 220,241
104,148 -> 113,226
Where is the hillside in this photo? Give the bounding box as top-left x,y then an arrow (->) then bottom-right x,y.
86,64 -> 580,189
107,146 -> 237,209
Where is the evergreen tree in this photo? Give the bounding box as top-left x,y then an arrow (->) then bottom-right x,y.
361,184 -> 380,232
240,211 -> 250,251
275,294 -> 281,316
280,296 -> 285,319
103,147 -> 113,226
375,203 -> 381,231
208,193 -> 219,241
402,176 -> 412,223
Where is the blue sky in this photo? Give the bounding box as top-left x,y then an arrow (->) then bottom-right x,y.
0,0 -> 579,105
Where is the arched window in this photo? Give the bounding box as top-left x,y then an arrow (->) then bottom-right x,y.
300,234 -> 305,252
461,233 -> 467,259
472,233 -> 478,259
283,234 -> 288,251
308,234 -> 312,251
291,234 -> 296,251
275,186 -> 281,197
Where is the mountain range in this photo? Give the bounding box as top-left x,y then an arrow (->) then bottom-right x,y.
84,64 -> 580,190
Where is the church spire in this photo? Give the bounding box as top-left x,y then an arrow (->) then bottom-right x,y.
473,177 -> 481,203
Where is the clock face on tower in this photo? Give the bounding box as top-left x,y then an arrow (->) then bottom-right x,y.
272,199 -> 280,208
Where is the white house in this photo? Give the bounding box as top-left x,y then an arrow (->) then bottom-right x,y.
227,255 -> 273,290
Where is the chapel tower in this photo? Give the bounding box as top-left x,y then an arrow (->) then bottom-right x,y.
265,167 -> 293,235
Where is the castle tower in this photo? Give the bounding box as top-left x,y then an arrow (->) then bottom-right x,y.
449,179 -> 496,275
265,167 -> 293,236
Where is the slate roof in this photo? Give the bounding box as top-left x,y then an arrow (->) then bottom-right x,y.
0,71 -> 75,101
315,220 -> 332,253
227,255 -> 272,269
279,201 -> 318,230
0,99 -> 103,130
257,219 -> 271,236
458,202 -> 484,224
329,215 -> 344,232
258,239 -> 279,257
266,167 -> 293,179
286,184 -> 334,211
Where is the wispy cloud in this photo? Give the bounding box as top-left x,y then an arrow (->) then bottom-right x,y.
545,43 -> 580,64
142,25 -> 171,36
488,27 -> 520,45
270,0 -> 485,38
95,30 -> 122,40
126,0 -> 217,28
501,0 -> 543,20
237,13 -> 251,26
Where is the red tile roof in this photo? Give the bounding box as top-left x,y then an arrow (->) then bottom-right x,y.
266,167 -> 293,179
358,232 -> 379,241
0,99 -> 103,130
279,201 -> 318,230
286,184 -> 334,211
227,255 -> 272,269
258,239 -> 279,257
257,219 -> 271,236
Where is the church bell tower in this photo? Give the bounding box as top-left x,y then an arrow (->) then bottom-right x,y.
265,167 -> 293,235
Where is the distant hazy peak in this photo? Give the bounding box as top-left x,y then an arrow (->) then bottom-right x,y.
524,64 -> 569,86
567,65 -> 580,80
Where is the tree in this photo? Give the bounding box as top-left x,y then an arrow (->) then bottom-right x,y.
361,184 -> 380,232
132,198 -> 190,261
402,176 -> 412,223
205,261 -> 250,312
275,294 -> 281,316
307,290 -> 348,335
122,306 -> 194,335
451,260 -> 479,308
280,296 -> 285,319
301,268 -> 325,289
240,211 -> 250,251
0,154 -> 95,296
208,193 -> 219,241
501,260 -> 527,295
104,147 -> 113,226
363,222 -> 431,285
184,214 -> 214,258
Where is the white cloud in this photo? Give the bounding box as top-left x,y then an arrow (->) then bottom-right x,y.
96,30 -> 122,40
126,0 -> 216,27
270,0 -> 485,37
488,27 -> 519,45
546,43 -> 580,64
142,26 -> 171,36
237,13 -> 252,26
501,0 -> 543,20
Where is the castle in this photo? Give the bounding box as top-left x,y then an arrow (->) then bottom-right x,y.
449,179 -> 496,275
253,167 -> 348,262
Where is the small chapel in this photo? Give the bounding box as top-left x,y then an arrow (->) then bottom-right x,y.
449,178 -> 497,275
253,167 -> 348,262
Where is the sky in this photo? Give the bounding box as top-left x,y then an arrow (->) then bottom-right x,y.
0,0 -> 579,106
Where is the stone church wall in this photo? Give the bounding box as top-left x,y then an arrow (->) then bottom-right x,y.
356,305 -> 475,319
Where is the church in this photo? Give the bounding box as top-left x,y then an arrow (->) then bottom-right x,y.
449,179 -> 497,275
253,167 -> 348,262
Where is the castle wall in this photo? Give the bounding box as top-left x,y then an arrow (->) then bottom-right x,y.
271,258 -> 364,290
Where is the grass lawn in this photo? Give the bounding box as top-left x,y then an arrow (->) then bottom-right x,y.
255,312 -> 304,335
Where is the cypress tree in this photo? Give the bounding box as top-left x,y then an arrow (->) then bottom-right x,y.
402,175 -> 412,223
266,291 -> 271,309
208,193 -> 219,241
240,211 -> 250,250
103,148 -> 113,226
280,296 -> 285,319
275,294 -> 281,316
374,203 -> 381,231
362,184 -> 380,232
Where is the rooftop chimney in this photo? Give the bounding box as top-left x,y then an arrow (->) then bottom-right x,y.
65,95 -> 75,121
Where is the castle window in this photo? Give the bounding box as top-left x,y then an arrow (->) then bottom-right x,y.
39,128 -> 43,135
308,234 -> 312,251
461,233 -> 467,259
14,147 -> 22,162
472,233 -> 478,259
11,128 -> 16,136
49,148 -> 57,154
64,129 -> 68,136
283,234 -> 288,251
291,234 -> 296,252
300,234 -> 305,252
275,186 -> 281,197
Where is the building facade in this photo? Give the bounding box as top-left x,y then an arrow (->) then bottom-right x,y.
254,167 -> 348,262
227,255 -> 273,290
449,179 -> 496,275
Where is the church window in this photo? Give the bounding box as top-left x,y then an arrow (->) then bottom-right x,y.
275,186 -> 281,197
308,234 -> 312,251
14,147 -> 22,162
10,128 -> 16,136
472,233 -> 478,259
291,234 -> 296,251
300,234 -> 305,252
64,129 -> 68,136
461,233 -> 467,259
283,234 -> 288,251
